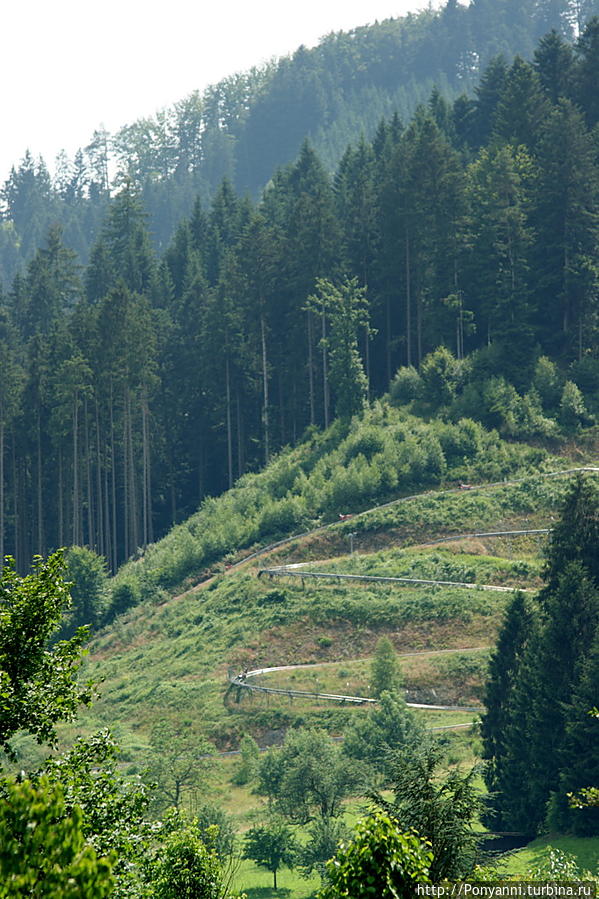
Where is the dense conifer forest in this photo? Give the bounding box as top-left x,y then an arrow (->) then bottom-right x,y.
482,475 -> 599,837
2,0 -> 599,286
3,10 -> 599,572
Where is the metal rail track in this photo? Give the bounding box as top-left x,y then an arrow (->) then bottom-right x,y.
420,528 -> 550,546
224,466 -> 599,572
229,662 -> 483,713
258,566 -> 528,593
256,526 -> 553,591
222,468 -> 599,714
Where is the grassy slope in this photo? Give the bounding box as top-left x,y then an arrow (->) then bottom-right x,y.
20,406 -> 599,893
501,835 -> 599,878
80,474 -> 578,749
107,405 -> 549,604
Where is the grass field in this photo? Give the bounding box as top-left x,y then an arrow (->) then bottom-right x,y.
500,835 -> 599,877
232,861 -> 320,899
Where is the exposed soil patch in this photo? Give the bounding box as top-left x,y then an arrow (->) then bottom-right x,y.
227,616 -> 499,670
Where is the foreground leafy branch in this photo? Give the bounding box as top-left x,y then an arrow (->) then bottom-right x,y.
0,551 -> 93,758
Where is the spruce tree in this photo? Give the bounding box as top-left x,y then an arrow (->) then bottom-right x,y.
541,474 -> 599,592
482,596 -> 543,833
492,57 -> 550,151
465,144 -> 534,384
534,29 -> 575,103
551,632 -> 599,834
530,100 -> 599,356
0,309 -> 23,565
307,277 -> 369,420
526,563 -> 599,828
484,476 -> 599,834
481,592 -> 538,796
370,636 -> 403,698
101,181 -> 157,298
574,16 -> 599,127
473,55 -> 508,147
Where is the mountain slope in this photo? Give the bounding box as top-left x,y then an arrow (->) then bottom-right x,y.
57,408 -> 596,754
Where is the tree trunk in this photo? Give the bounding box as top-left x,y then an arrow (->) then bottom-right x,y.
322,312 -> 330,428
225,356 -> 233,489
386,294 -> 391,384
144,392 -> 153,543
261,315 -> 270,465
417,290 -> 423,366
364,323 -> 371,401
236,389 -> 244,477
84,397 -> 94,549
122,388 -> 129,561
307,310 -> 315,426
95,401 -> 104,557
141,390 -> 152,546
72,393 -> 80,545
13,440 -> 24,571
58,446 -> 64,548
104,462 -> 112,571
11,436 -> 17,568
110,389 -> 117,570
0,418 -> 4,565
142,397 -> 148,548
197,430 -> 204,505
37,410 -> 43,555
563,238 -> 570,334
278,373 -> 285,447
127,389 -> 139,553
405,229 -> 412,367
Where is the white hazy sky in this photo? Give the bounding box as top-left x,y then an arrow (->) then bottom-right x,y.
1,0 -> 444,183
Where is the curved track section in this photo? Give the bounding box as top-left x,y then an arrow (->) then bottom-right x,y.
257,525 -> 557,593
225,466 -> 599,573
223,468 -> 599,715
258,565 -> 530,593
230,655 -> 483,714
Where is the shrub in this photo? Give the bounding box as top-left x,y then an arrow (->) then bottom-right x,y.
258,589 -> 286,605
569,355 -> 599,395
420,347 -> 462,407
533,356 -> 563,411
559,380 -> 589,433
343,426 -> 386,462
106,581 -> 140,622
0,777 -> 114,898
258,496 -> 306,537
481,377 -> 522,434
390,366 -> 423,406
518,388 -> 558,439
317,812 -> 432,898
151,825 -> 224,899
436,419 -> 483,465
62,546 -> 108,635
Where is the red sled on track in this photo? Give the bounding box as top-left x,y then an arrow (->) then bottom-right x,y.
338,513 -> 354,521
458,483 -> 473,490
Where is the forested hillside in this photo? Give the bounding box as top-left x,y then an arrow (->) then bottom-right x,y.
4,2 -> 599,894
3,17 -> 599,572
1,0 -> 597,285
